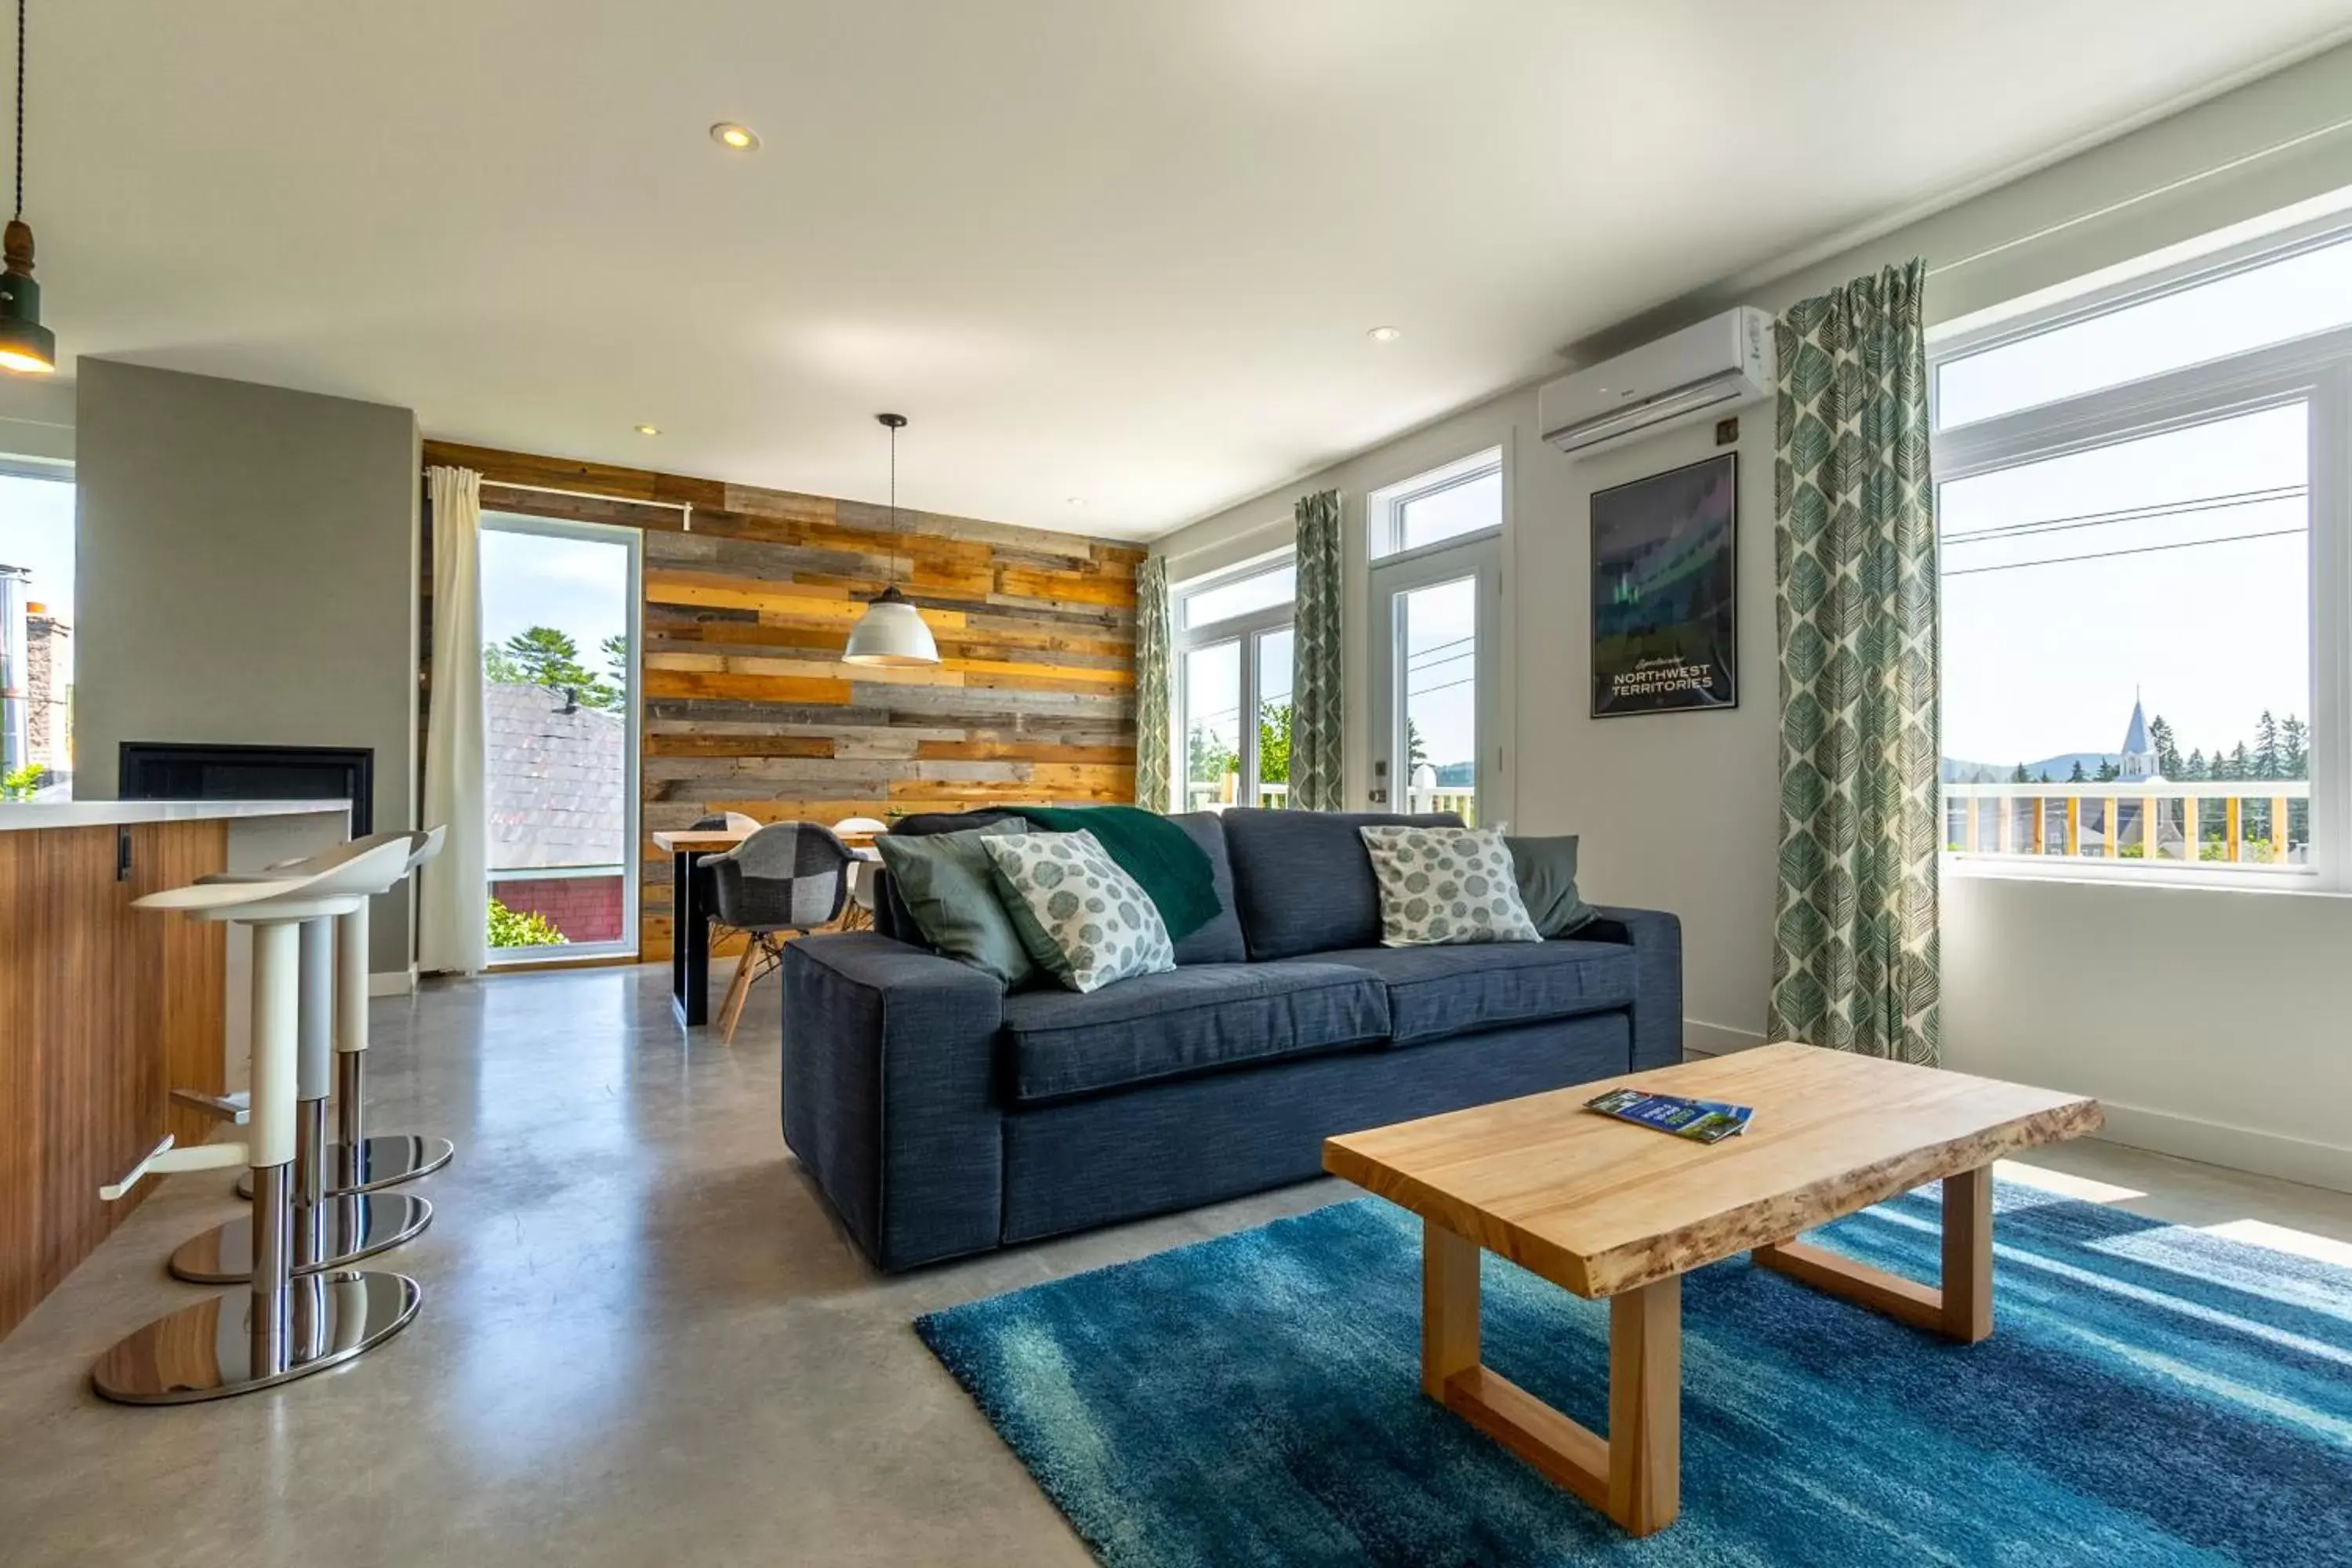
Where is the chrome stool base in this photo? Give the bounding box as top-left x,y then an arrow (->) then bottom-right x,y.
91,1271 -> 422,1405
169,1193 -> 433,1284
235,1134 -> 455,1200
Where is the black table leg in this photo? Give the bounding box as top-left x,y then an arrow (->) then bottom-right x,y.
671,848 -> 711,1027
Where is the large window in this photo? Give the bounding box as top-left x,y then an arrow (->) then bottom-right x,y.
481,515 -> 642,958
1174,555 -> 1295,811
1932,220 -> 2351,887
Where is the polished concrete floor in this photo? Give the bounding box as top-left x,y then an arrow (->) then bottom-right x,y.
4,966 -> 2350,1566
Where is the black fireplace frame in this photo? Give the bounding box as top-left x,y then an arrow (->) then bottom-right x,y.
118,742 -> 373,836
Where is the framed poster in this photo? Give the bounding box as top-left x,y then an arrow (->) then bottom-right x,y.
1590,452 -> 1738,717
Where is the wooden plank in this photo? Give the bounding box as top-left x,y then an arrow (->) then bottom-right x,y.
1942,1166 -> 1994,1343
1422,1219 -> 1480,1401
1751,1238 -> 1947,1331
1323,1043 -> 2100,1299
1606,1275 -> 1680,1536
1444,1367 -> 1613,1513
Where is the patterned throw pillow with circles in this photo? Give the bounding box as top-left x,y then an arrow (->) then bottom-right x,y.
981,829 -> 1176,993
1358,825 -> 1543,947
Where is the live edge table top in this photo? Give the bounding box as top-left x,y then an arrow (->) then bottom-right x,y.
1323,1043 -> 2103,1301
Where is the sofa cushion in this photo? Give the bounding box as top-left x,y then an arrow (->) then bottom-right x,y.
1000,962 -> 1390,1105
1163,812 -> 1247,966
873,822 -> 1036,987
1297,938 -> 1639,1046
1220,808 -> 1463,960
982,829 -> 1175,993
876,808 -> 1246,969
1359,824 -> 1543,946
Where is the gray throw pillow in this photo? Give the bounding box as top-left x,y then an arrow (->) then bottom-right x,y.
981,829 -> 1175,993
1358,825 -> 1541,946
874,823 -> 1035,987
1507,834 -> 1599,938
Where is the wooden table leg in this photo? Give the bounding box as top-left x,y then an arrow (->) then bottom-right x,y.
1753,1164 -> 1996,1345
1422,1218 -> 1480,1400
1608,1276 -> 1681,1534
1942,1166 -> 1994,1343
1421,1217 -> 1682,1537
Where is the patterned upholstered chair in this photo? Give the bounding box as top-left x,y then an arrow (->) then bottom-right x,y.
700,822 -> 855,1042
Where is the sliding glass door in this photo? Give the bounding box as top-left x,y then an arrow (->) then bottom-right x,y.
478,514 -> 641,962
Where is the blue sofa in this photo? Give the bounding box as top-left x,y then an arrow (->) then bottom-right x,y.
780,808 -> 1682,1272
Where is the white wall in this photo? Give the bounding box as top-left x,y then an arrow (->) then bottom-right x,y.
1153,42 -> 2352,1189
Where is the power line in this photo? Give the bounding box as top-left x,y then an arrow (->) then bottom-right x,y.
1941,526 -> 2307,578
1942,485 -> 2305,546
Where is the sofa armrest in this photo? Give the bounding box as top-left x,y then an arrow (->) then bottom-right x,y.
782,933 -> 1006,1271
1581,906 -> 1682,1071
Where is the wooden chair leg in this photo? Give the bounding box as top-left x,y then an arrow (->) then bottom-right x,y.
716,939 -> 759,1044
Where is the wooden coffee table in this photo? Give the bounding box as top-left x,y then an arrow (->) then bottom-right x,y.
1323,1043 -> 2101,1537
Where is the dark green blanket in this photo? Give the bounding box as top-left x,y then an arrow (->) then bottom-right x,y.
1012,805 -> 1220,942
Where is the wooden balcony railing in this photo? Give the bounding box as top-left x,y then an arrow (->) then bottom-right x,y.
1181,780 -> 1479,821
1942,780 -> 2310,867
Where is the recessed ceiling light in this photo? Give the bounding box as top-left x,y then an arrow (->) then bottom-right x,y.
635,424 -> 661,436
1065,496 -> 1088,507
710,122 -> 760,151
1367,325 -> 1402,343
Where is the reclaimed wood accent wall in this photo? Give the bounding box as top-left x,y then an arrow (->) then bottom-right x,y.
0,821 -> 227,1341
420,442 -> 1143,961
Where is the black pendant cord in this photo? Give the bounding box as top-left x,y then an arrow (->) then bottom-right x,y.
13,0 -> 23,223
888,420 -> 898,590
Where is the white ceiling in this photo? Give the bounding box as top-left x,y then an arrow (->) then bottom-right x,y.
31,2 -> 2352,538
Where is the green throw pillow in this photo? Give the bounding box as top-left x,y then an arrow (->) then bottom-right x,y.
980,829 -> 1175,993
1505,834 -> 1599,938
874,823 -> 1036,987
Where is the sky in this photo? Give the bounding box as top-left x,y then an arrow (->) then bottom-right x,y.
1936,233 -> 2349,769
479,521 -> 631,672
0,473 -> 75,613
1939,391 -> 2308,769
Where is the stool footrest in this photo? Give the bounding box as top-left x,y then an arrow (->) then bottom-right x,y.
171,1087 -> 252,1124
100,1136 -> 251,1201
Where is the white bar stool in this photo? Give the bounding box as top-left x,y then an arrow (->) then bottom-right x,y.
172,831 -> 439,1283
91,839 -> 423,1405
232,826 -> 454,1200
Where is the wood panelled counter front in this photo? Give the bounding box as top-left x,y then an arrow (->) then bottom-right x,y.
0,820 -> 227,1340
423,442 -> 1145,960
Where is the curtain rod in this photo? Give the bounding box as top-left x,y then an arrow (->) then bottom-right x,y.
1928,111 -> 2352,279
434,469 -> 696,531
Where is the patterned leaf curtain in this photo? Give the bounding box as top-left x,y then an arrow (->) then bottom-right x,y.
1766,260 -> 1940,1065
1290,490 -> 1345,811
1133,556 -> 1173,811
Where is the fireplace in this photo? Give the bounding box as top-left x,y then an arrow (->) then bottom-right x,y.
118,742 -> 373,835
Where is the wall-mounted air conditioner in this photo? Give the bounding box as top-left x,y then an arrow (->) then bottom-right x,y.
1538,307 -> 1774,458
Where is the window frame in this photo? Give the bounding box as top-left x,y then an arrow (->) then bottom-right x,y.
1367,445 -> 1504,564
1171,549 -> 1296,812
1930,267 -> 2352,894
479,510 -> 646,963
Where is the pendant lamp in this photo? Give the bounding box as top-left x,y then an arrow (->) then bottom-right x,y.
843,412 -> 941,667
0,0 -> 53,376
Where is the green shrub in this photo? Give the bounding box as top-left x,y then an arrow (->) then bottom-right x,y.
1,763 -> 44,801
488,898 -> 568,948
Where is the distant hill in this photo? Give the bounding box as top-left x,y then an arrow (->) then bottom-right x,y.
1942,752 -> 2119,784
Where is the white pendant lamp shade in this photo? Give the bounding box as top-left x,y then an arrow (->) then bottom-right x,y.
842,586 -> 938,666
845,411 -> 942,667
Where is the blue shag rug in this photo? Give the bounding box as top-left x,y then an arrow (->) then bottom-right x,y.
915,1185 -> 2352,1565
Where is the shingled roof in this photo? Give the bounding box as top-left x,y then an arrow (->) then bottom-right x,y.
486,681 -> 626,871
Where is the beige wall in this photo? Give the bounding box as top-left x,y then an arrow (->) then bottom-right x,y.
1152,42 -> 2352,1189
74,360 -> 421,974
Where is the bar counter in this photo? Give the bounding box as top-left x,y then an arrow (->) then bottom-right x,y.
0,798 -> 349,1339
